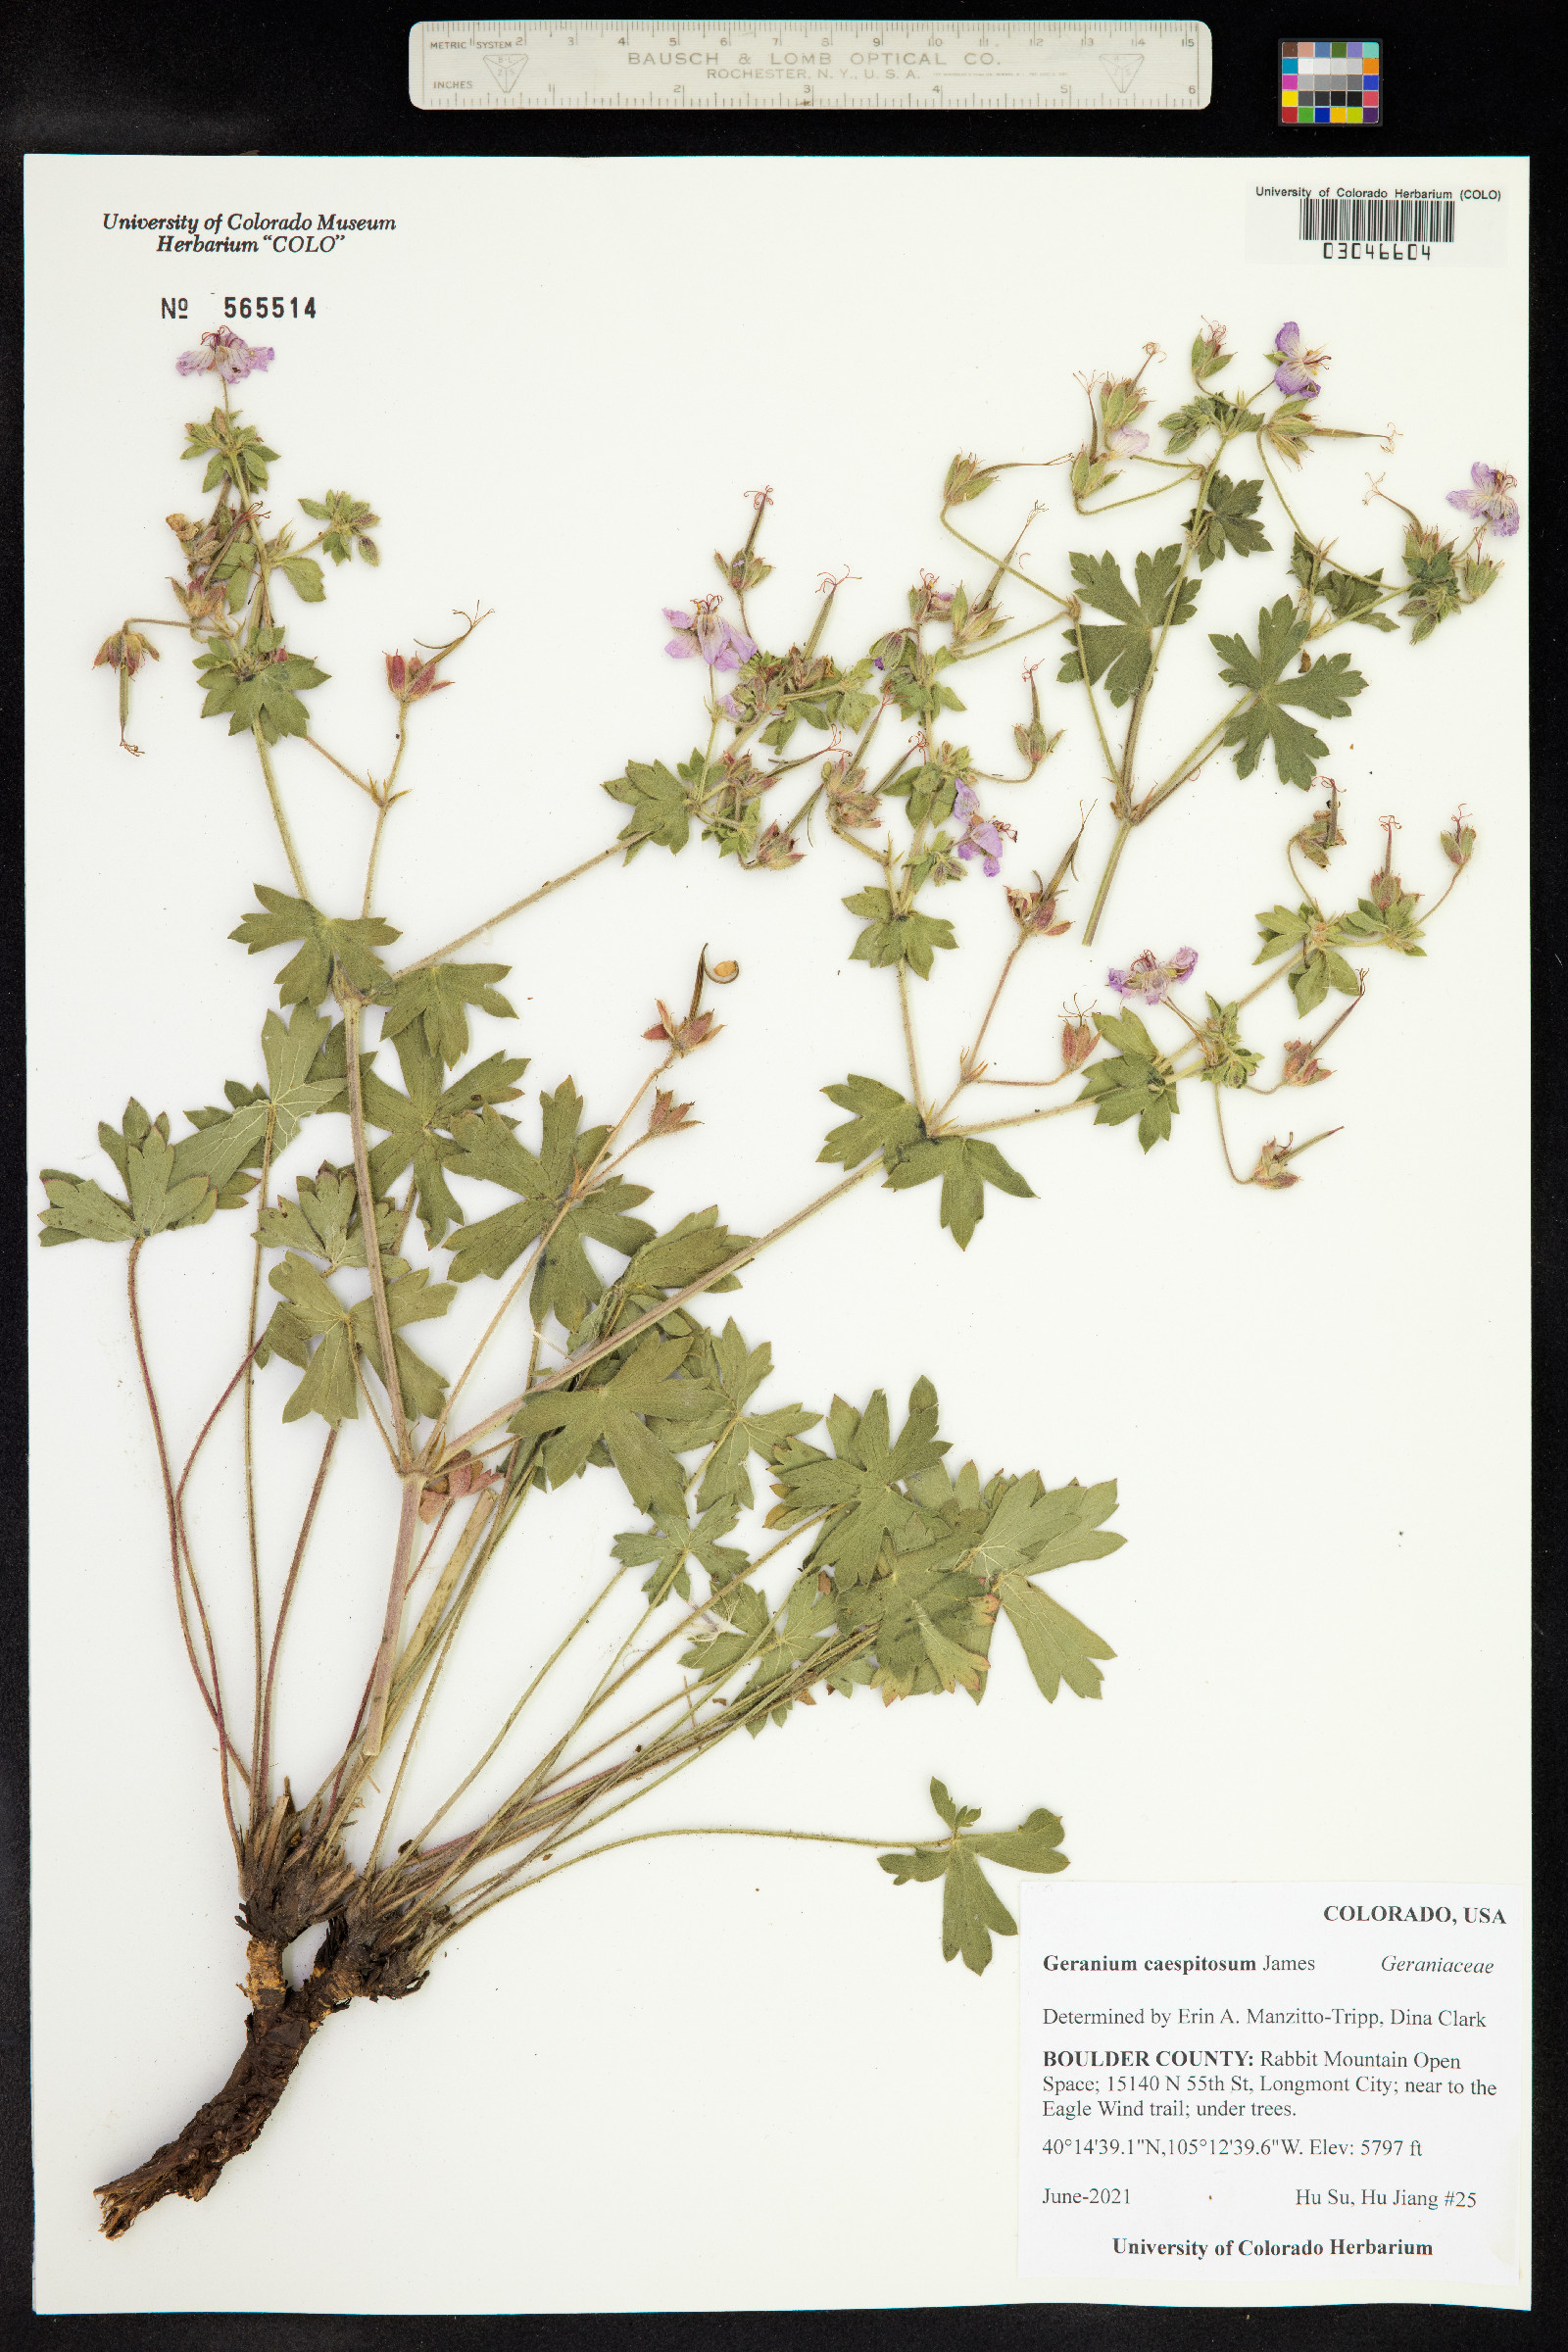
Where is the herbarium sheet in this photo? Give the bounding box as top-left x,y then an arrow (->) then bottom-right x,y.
25,154 -> 1530,2313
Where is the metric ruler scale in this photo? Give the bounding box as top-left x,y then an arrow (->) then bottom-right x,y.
409,21 -> 1212,111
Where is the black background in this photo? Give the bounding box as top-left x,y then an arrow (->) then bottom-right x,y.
2,4 -> 1560,2346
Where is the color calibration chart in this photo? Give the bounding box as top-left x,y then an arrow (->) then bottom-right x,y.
1279,38 -> 1380,124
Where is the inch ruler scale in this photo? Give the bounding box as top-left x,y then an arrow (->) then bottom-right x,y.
410,20 -> 1212,111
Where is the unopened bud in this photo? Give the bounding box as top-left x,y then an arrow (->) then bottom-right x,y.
754,822 -> 803,870
1281,1039 -> 1331,1087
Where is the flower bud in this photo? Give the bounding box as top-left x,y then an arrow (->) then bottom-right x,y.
1281,1040 -> 1331,1087
385,652 -> 454,705
754,822 -> 804,870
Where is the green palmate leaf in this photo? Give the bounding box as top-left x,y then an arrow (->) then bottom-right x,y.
510,1334 -> 716,1516
1253,902 -> 1314,962
230,885 -> 401,1006
379,960 -> 516,1068
1077,1007 -> 1181,1152
444,1080 -> 654,1325
1321,570 -> 1398,632
1159,395 -> 1226,454
765,1377 -> 949,1587
679,1566 -> 849,1734
36,1169 -> 139,1247
1290,533 -> 1398,633
1188,473 -> 1270,568
612,1495 -> 749,1604
362,1026 -> 527,1247
602,756 -> 696,857
1054,546 -> 1200,707
995,1578 -> 1115,1702
192,624 -> 329,744
879,1780 -> 1069,1975
183,413 -> 279,495
1159,392 -> 1260,452
39,1098 -> 220,1246
172,1004 -> 344,1204
962,1470 -> 1126,1584
883,1134 -> 1034,1250
1340,886 -> 1427,957
299,490 -> 380,564
1209,598 -> 1368,789
843,889 -> 958,979
256,1162 -> 402,1272
265,1250 -> 454,1427
679,1320 -> 819,1513
175,1080 -> 267,1210
818,1075 -> 924,1170
620,1209 -> 757,1300
835,1546 -> 996,1701
733,1571 -> 856,1734
1290,944 -> 1362,1017
1399,524 -> 1463,643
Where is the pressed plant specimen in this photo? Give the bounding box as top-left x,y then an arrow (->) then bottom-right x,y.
44,314 -> 1512,2233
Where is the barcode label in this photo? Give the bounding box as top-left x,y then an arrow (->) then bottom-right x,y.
1298,195 -> 1455,243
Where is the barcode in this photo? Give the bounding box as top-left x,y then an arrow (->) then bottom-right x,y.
1298,196 -> 1455,243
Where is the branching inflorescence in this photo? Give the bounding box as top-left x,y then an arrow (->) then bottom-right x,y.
49,316 -> 1513,2234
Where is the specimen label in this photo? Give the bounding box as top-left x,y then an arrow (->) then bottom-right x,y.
1248,178 -> 1507,267
408,21 -> 1212,110
1018,1881 -> 1525,2300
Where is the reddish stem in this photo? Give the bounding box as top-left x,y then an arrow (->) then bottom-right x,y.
255,1425 -> 337,1806
125,1240 -> 240,1852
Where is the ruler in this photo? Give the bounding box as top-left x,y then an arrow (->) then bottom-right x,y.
409,20 -> 1212,111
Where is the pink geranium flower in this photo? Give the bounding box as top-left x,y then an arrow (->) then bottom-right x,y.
1107,947 -> 1198,1006
662,597 -> 757,671
953,781 -> 1015,878
175,325 -> 274,383
1268,322 -> 1329,400
1446,463 -> 1520,539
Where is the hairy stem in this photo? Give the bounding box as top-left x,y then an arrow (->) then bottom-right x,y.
251,726 -> 310,899
390,841 -> 637,978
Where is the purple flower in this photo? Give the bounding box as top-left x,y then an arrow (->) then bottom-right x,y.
1106,947 -> 1198,1006
1268,322 -> 1329,401
1446,462 -> 1519,539
952,781 -> 1015,878
175,325 -> 274,383
1105,424 -> 1149,457
662,597 -> 758,671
